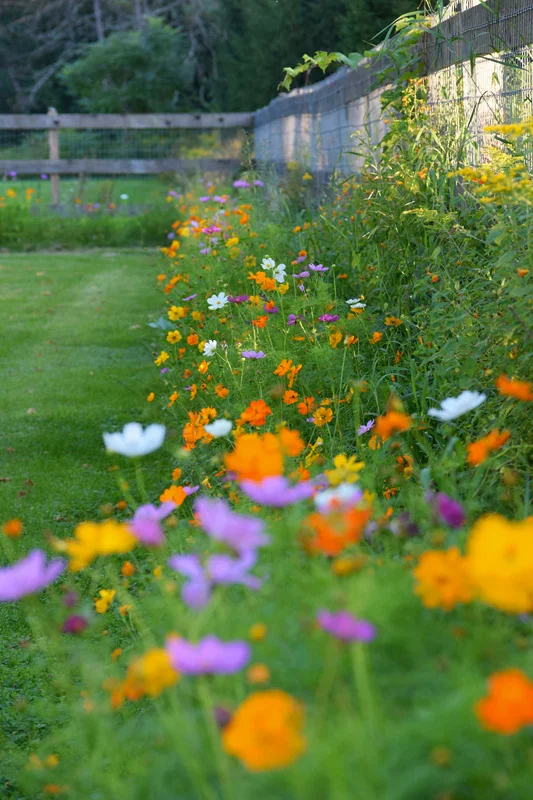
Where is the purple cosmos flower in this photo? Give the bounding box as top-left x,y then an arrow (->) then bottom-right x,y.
239,476 -> 314,507
168,551 -> 262,609
183,485 -> 199,496
309,263 -> 328,273
294,254 -> 307,264
8,171 -> 16,178
167,232 -> 175,239
254,179 -> 265,187
62,615 -> 88,634
62,590 -> 79,608
389,512 -> 420,538
298,284 -> 305,292
430,492 -> 465,529
287,313 -> 304,326
213,195 -> 227,203
0,550 -> 65,602
229,294 -> 249,304
233,179 -> 251,189
357,420 -> 375,436
130,501 -> 176,546
183,293 -> 197,301
264,303 -> 279,314
199,196 -> 211,202
168,190 -> 178,197
317,610 -> 376,642
160,368 -> 168,375
194,497 -> 270,554
241,350 -> 266,359
41,174 -> 48,180
166,634 -> 250,675
292,270 -> 310,279
200,247 -> 211,255
318,314 -> 339,323
94,203 -> 100,209
202,226 -> 221,234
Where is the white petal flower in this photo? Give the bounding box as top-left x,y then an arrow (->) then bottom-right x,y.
203,339 -> 217,357
204,419 -> 233,437
272,263 -> 287,283
207,292 -> 229,310
120,193 -> 129,200
103,422 -> 165,457
261,257 -> 276,271
314,483 -> 363,512
346,297 -> 366,309
428,390 -> 487,422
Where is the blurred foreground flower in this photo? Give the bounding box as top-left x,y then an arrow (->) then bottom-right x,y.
103,422 -> 165,457
239,476 -> 314,507
166,635 -> 250,675
317,610 -> 376,642
204,419 -> 233,437
428,390 -> 486,421
476,669 -> 533,734
130,502 -> 176,546
414,548 -> 474,610
0,550 -> 65,602
168,551 -> 262,609
222,690 -> 306,771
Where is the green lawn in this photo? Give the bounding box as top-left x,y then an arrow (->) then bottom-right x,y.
0,249 -> 173,791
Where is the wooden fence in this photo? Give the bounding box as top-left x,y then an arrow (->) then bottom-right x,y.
0,111 -> 254,203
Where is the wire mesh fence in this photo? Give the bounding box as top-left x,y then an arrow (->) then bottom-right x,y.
254,0 -> 533,175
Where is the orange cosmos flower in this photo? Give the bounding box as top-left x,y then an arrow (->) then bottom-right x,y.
222,690 -> 306,772
225,433 -> 283,482
414,547 -> 475,610
238,399 -> 272,427
384,316 -> 402,326
517,268 -> 529,277
274,359 -> 293,377
278,427 -> 305,457
476,669 -> 533,735
297,396 -> 315,415
370,331 -> 383,344
252,315 -> 269,329
2,518 -> 23,538
215,384 -> 229,398
467,429 -> 510,466
159,485 -> 187,505
187,334 -> 199,346
301,507 -> 372,556
496,375 -> 533,402
374,411 -> 412,441
287,364 -> 302,388
282,390 -> 299,405
197,360 -> 209,375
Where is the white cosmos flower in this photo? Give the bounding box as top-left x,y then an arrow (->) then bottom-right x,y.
120,193 -> 129,200
207,292 -> 229,311
203,339 -> 217,357
204,419 -> 233,437
261,256 -> 276,270
428,390 -> 487,422
346,298 -> 366,309
273,263 -> 287,283
314,483 -> 363,512
103,422 -> 165,457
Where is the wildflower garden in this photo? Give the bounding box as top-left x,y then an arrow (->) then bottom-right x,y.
2,23 -> 533,800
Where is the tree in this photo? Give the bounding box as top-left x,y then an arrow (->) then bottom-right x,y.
60,18 -> 194,112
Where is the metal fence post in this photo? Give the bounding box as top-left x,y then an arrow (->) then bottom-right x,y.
47,107 -> 60,205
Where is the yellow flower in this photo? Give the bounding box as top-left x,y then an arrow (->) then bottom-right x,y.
154,351 -> 170,366
313,407 -> 333,427
94,589 -> 116,614
466,515 -> 533,613
168,305 -> 187,321
324,454 -> 364,486
226,236 -> 239,247
65,520 -> 137,571
302,172 -> 312,181
147,392 -> 155,402
329,330 -> 342,349
414,548 -> 474,610
166,330 -> 182,344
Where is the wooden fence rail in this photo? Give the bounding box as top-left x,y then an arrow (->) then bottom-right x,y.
0,112 -> 254,203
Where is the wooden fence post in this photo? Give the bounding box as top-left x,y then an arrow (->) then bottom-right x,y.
47,107 -> 60,205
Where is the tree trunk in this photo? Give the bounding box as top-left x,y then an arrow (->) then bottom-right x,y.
94,0 -> 104,41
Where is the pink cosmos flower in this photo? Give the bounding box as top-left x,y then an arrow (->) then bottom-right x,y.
357,420 -> 375,435
241,350 -> 266,359
292,270 -> 310,278
168,551 -> 262,609
166,635 -> 250,674
130,501 -> 176,546
0,550 -> 65,602
317,610 -> 376,642
318,314 -> 339,323
194,497 -> 270,553
309,263 -> 328,272
239,476 -> 314,507
229,295 -> 249,304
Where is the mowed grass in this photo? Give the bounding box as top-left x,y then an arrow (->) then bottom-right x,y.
0,249 -> 173,790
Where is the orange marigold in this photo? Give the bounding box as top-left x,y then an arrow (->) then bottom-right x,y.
476,669 -> 533,735
222,690 -> 306,771
496,375 -> 533,402
467,429 -> 510,467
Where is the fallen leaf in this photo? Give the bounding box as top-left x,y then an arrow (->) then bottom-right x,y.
26,408 -> 37,414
